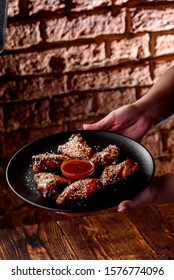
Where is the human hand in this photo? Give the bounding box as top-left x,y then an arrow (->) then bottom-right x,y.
117,172 -> 174,211
56,173 -> 174,217
83,104 -> 154,141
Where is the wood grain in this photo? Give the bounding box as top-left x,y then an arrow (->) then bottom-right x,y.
57,212 -> 158,260
0,210 -> 161,260
0,222 -> 77,260
126,204 -> 174,259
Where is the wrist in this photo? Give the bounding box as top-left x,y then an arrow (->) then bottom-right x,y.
133,101 -> 156,130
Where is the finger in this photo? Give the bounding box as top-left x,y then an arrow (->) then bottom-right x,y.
117,187 -> 154,212
83,112 -> 116,131
83,119 -> 109,130
117,200 -> 132,212
118,176 -> 162,212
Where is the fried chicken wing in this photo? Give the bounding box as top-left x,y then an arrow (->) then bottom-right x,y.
31,132 -> 141,208
91,144 -> 120,167
99,159 -> 140,186
34,172 -> 71,197
57,133 -> 93,160
56,178 -> 100,205
32,153 -> 69,173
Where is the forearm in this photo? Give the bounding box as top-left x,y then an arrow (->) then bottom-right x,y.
135,66 -> 174,127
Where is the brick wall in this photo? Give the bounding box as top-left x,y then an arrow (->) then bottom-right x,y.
1,0 -> 174,168
0,0 -> 174,228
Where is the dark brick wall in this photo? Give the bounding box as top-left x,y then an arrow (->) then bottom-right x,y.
0,0 -> 174,229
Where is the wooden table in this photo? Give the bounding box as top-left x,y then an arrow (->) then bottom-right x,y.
0,204 -> 174,260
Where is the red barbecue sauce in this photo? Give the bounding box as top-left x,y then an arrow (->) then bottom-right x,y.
61,159 -> 94,180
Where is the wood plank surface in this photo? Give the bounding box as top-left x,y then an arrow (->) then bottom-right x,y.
0,222 -> 77,260
57,212 -> 158,260
126,204 -> 174,260
0,211 -> 160,260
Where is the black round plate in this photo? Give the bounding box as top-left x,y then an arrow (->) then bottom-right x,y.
6,130 -> 155,212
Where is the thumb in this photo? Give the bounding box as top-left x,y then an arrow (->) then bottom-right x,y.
117,200 -> 134,212
83,112 -> 115,131
117,186 -> 154,212
83,122 -> 103,130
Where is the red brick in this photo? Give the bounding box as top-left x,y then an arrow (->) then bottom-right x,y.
155,34 -> 174,56
160,119 -> 174,130
1,125 -> 68,158
0,43 -> 106,75
97,90 -> 122,113
141,131 -> 162,158
96,88 -> 136,114
2,0 -> 174,227
51,94 -> 95,122
113,0 -> 162,3
5,22 -> 42,50
65,43 -> 106,70
69,65 -> 153,91
153,60 -> 174,82
18,50 -> 66,75
166,129 -> 174,153
1,130 -> 31,158
8,0 -> 19,17
105,65 -> 153,86
70,114 -> 104,130
70,0 -> 112,11
0,49 -> 66,76
69,71 -> 109,91
130,8 -> 174,33
0,135 -> 3,155
27,125 -> 68,143
0,106 -> 4,132
121,88 -> 137,104
137,86 -> 151,99
28,0 -> 65,15
0,158 -> 4,184
0,75 -> 67,102
155,156 -> 174,176
0,55 -> 18,76
45,11 -> 126,42
4,100 -> 51,131
69,120 -> 88,131
110,34 -> 150,62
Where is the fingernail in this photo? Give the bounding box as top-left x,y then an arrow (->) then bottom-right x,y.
83,124 -> 88,130
117,205 -> 129,212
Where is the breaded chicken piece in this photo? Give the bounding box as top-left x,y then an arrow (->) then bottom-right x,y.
56,178 -> 100,205
32,153 -> 69,173
99,159 -> 140,186
34,172 -> 71,197
57,133 -> 93,160
91,144 -> 120,167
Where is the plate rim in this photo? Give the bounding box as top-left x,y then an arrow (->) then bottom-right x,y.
6,130 -> 155,212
